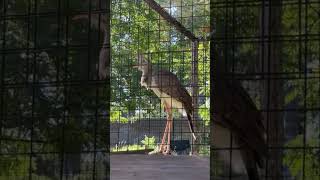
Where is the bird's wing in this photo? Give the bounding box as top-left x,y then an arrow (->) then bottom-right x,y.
240,148 -> 261,180
151,70 -> 196,139
231,80 -> 266,132
213,80 -> 268,160
152,70 -> 193,113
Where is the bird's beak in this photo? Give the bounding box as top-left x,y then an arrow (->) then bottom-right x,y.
132,65 -> 139,68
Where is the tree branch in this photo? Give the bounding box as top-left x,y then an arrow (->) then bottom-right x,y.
143,0 -> 198,42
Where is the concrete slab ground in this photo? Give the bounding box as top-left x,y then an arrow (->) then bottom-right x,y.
110,154 -> 210,180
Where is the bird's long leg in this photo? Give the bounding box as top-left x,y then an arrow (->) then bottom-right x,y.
163,106 -> 173,155
159,117 -> 169,152
159,103 -> 169,153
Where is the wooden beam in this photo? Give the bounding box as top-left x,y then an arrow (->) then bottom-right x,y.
144,0 -> 198,41
191,41 -> 199,154
191,41 -> 199,120
260,0 -> 284,179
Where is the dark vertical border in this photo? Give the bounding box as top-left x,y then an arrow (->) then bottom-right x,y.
209,0 -> 214,179
106,0 -> 111,179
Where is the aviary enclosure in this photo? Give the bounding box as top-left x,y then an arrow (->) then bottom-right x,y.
0,0 -> 319,180
110,0 -> 210,179
110,0 -> 210,155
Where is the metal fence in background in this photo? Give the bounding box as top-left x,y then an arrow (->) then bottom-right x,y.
110,0 -> 210,155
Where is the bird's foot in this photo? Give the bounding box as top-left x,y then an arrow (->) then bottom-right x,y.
149,144 -> 177,156
148,144 -> 162,155
159,143 -> 168,152
162,145 -> 171,155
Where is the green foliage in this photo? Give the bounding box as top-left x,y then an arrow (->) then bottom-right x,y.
198,145 -> 210,156
110,136 -> 156,152
1,0 -> 109,178
0,155 -> 35,177
211,1 -> 320,178
111,144 -> 145,152
141,135 -> 156,149
199,102 -> 210,126
284,135 -> 320,179
111,0 -> 210,123
110,135 -> 157,152
0,175 -> 53,180
111,110 -> 129,123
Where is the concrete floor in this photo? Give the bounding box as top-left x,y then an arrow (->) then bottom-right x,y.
110,154 -> 210,180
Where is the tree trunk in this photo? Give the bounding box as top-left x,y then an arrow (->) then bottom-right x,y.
259,0 -> 284,179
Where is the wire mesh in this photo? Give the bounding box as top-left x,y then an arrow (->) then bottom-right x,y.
1,0 -> 319,180
0,0 -> 109,179
211,0 -> 320,179
110,0 -> 210,156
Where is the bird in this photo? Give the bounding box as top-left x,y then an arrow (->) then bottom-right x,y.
211,45 -> 268,180
133,53 -> 196,155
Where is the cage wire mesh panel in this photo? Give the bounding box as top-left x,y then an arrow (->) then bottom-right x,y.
111,0 -> 210,156
211,0 -> 320,180
0,0 -> 110,179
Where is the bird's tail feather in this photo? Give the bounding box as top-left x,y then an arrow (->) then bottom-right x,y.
187,113 -> 196,140
246,167 -> 259,180
240,149 -> 260,180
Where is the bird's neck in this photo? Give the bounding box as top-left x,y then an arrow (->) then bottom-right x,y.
141,64 -> 153,76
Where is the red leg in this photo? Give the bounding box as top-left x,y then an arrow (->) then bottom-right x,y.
159,118 -> 169,152
163,106 -> 173,155
159,103 -> 169,152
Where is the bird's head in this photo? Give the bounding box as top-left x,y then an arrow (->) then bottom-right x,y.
132,52 -> 151,71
